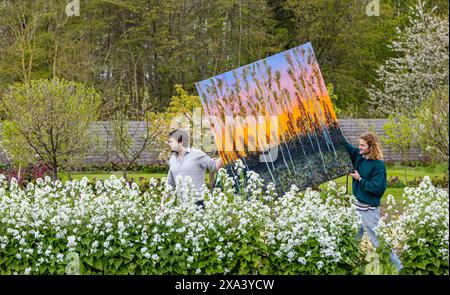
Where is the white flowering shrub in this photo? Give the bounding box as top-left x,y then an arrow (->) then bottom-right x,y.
0,164 -> 364,275
377,176 -> 449,274
266,182 -> 363,274
368,1 -> 449,116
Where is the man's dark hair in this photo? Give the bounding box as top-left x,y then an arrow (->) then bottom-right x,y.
168,129 -> 190,147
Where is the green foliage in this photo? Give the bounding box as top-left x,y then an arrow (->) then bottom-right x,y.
0,121 -> 36,167
407,174 -> 449,189
368,1 -> 449,116
268,0 -> 402,117
381,85 -> 449,168
387,176 -> 406,188
2,0 -> 447,117
167,85 -> 202,118
382,114 -> 417,161
382,114 -> 418,183
165,85 -> 213,156
378,177 -> 449,275
363,249 -> 398,275
326,83 -> 341,116
1,172 -> 448,275
0,78 -> 101,179
414,86 -> 449,163
0,0 -> 98,92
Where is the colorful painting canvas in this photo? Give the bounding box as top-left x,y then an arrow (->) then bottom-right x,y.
195,42 -> 353,194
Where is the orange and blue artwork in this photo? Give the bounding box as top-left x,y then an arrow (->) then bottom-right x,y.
195,42 -> 353,194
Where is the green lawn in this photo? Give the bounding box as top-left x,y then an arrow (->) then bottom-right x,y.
59,171 -> 213,185
60,164 -> 448,212
59,171 -> 169,182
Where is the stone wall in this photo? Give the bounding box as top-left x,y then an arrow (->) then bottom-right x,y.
0,119 -> 422,165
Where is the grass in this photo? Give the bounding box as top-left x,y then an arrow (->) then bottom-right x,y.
58,171 -> 168,182
58,171 -> 213,185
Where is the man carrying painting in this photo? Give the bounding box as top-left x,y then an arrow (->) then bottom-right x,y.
165,129 -> 223,208
346,132 -> 403,272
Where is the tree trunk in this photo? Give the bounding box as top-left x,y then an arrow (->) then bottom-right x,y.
17,164 -> 22,182
52,164 -> 58,181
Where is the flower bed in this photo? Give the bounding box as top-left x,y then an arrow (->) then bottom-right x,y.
0,162 -> 363,275
0,164 -> 447,275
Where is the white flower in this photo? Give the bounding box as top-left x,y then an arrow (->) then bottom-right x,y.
143,253 -> 151,259
151,254 -> 159,261
57,253 -> 64,261
297,257 -> 306,265
67,236 -> 77,248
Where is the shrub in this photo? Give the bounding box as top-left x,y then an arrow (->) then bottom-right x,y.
387,176 -> 405,188
0,161 -> 51,186
1,78 -> 101,180
71,163 -> 168,174
407,175 -> 449,188
414,86 -> 449,163
378,177 -> 449,274
265,181 -> 364,274
137,164 -> 168,174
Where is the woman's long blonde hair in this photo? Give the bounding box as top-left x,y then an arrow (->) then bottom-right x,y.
360,132 -> 383,160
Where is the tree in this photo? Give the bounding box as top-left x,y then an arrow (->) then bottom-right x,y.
102,88 -> 168,179
166,84 -> 203,152
0,0 -> 100,89
368,1 -> 449,116
326,83 -> 341,117
0,121 -> 36,180
0,78 -> 101,180
267,0 -> 401,117
5,0 -> 446,118
414,86 -> 449,163
382,114 -> 418,182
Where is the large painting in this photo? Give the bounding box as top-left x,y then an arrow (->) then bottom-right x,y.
195,42 -> 353,194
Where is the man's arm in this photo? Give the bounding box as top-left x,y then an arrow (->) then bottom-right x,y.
167,169 -> 175,187
198,151 -> 222,172
215,157 -> 223,171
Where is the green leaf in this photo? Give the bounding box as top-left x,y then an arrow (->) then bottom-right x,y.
128,262 -> 137,270
93,259 -> 103,271
81,238 -> 90,246
114,258 -> 123,270
84,256 -> 94,267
